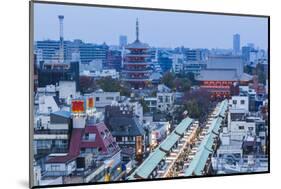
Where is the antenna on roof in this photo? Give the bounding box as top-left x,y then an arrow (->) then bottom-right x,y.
136,18 -> 139,41
58,15 -> 64,63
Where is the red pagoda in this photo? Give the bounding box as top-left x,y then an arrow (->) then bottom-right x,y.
122,19 -> 151,89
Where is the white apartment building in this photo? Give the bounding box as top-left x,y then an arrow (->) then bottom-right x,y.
229,96 -> 249,112
157,84 -> 175,112
58,81 -> 78,101
81,69 -> 119,79
144,97 -> 157,112
172,54 -> 184,74
45,157 -> 77,177
227,109 -> 256,141
89,90 -> 120,110
38,95 -> 60,115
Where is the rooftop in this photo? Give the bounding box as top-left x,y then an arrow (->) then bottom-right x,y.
108,117 -> 145,137
197,69 -> 238,81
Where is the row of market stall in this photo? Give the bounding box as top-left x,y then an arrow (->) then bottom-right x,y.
128,99 -> 228,179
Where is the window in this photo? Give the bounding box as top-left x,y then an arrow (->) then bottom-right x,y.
100,132 -> 106,139
51,164 -> 60,171
80,148 -> 85,153
238,126 -> 244,130
96,97 -> 100,101
106,97 -> 114,100
89,133 -> 96,141
151,101 -> 157,106
233,100 -> 237,105
248,127 -> 254,131
84,133 -> 89,140
241,100 -> 245,105
116,137 -> 122,142
128,136 -> 135,141
47,106 -> 52,113
165,96 -> 170,103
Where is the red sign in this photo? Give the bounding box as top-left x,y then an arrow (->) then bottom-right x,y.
72,100 -> 85,113
87,97 -> 94,108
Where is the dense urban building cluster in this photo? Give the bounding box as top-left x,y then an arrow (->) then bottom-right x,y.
32,15 -> 268,186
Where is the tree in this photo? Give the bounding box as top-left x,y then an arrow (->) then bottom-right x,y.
185,99 -> 201,118
140,98 -> 149,113
244,65 -> 253,75
183,89 -> 212,122
97,77 -> 120,92
161,71 -> 193,92
79,76 -> 97,93
96,77 -> 131,96
244,64 -> 267,85
161,72 -> 176,89
256,63 -> 266,84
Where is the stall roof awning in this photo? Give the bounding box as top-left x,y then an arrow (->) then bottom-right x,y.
160,132 -> 181,152
130,148 -> 166,179
174,117 -> 193,135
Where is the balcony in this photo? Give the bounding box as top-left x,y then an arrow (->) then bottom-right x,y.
34,129 -> 68,134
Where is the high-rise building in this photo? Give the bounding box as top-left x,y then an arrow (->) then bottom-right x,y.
67,40 -> 109,64
38,61 -> 80,91
35,40 -> 108,64
185,49 -> 208,62
242,46 -> 252,63
119,35 -> 127,48
121,19 -> 151,89
105,50 -> 122,71
233,34 -> 240,55
158,51 -> 172,73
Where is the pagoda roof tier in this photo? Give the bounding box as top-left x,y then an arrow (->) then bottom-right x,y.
125,40 -> 149,49
123,62 -> 152,65
125,54 -> 150,57
122,70 -> 152,73
122,78 -> 151,82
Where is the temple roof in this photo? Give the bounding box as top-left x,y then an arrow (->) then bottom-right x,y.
197,69 -> 239,81
125,40 -> 149,49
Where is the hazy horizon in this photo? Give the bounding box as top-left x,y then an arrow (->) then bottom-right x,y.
34,3 -> 268,49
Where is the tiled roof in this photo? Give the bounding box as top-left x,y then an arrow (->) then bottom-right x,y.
108,117 -> 145,137
68,129 -> 84,156
51,110 -> 71,119
46,155 -> 76,164
197,69 -> 238,81
81,123 -> 119,153
126,40 -> 149,49
46,128 -> 83,164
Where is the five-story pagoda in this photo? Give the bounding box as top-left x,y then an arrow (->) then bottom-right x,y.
122,19 -> 151,89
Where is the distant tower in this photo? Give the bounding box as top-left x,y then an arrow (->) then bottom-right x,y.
233,34 -> 240,55
119,35 -> 128,48
58,15 -> 64,63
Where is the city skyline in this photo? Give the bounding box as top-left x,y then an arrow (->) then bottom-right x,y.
34,3 -> 268,49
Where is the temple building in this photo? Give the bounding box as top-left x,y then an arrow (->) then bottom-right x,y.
196,68 -> 252,99
121,19 -> 151,89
